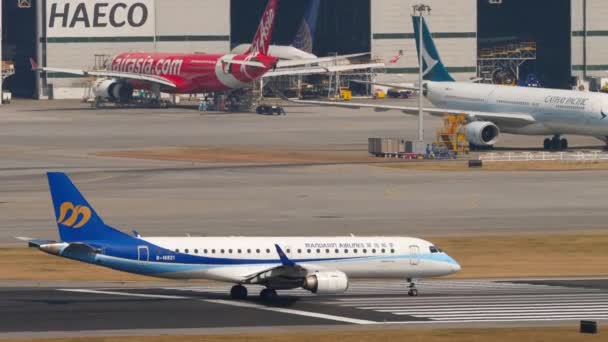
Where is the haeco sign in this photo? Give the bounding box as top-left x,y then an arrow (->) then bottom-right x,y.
46,0 -> 154,37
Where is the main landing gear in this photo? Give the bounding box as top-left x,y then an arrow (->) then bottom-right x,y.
407,278 -> 419,297
230,284 -> 278,301
230,284 -> 248,300
260,288 -> 278,301
543,135 -> 568,151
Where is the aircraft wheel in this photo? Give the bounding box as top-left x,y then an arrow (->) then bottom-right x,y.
543,138 -> 552,150
230,284 -> 248,300
256,106 -> 264,114
551,135 -> 562,150
560,138 -> 568,151
408,289 -> 418,297
260,288 -> 278,301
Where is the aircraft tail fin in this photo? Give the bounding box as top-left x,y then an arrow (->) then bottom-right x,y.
47,172 -> 130,243
412,16 -> 454,82
292,0 -> 321,53
247,0 -> 279,56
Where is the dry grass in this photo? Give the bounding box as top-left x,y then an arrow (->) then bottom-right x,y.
97,147 -> 373,165
98,147 -> 608,171
2,327 -> 602,342
3,233 -> 608,281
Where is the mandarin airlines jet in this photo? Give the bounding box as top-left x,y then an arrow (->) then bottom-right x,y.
294,16 -> 608,151
31,0 -> 381,107
19,173 -> 460,301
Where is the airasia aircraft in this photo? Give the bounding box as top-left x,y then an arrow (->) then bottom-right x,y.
33,0 -> 363,105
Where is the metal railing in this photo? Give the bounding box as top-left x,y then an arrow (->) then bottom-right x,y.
479,151 -> 608,162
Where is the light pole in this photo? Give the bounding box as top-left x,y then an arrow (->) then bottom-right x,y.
412,4 -> 431,142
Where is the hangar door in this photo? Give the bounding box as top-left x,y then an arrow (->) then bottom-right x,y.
3,0 -> 37,97
478,0 -> 571,89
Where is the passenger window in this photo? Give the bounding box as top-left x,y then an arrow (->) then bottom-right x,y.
307,249 -> 311,253
344,249 -> 348,254
363,249 -> 367,254
326,249 -> 330,254
221,249 -> 225,254
194,249 -> 198,254
256,249 -> 260,253
175,249 -> 179,253
297,249 -> 302,254
353,249 -> 358,254
335,249 -> 339,254
228,249 -> 233,254
391,249 -> 395,254
212,249 -> 216,254
247,249 -> 251,254
372,249 -> 376,253
316,249 -> 321,254
286,249 -> 291,254
185,249 -> 189,254
381,249 -> 385,253
204,249 -> 208,254
266,248 -> 270,253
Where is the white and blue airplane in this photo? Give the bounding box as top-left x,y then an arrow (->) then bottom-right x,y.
294,16 -> 608,151
21,172 -> 460,300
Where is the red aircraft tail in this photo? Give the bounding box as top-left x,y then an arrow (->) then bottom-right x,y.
247,0 -> 278,56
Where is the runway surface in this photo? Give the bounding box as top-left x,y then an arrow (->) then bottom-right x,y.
1,278 -> 607,337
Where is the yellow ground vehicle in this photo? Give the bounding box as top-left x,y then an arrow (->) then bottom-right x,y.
340,89 -> 353,101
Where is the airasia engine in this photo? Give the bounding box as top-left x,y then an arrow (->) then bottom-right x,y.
302,271 -> 349,294
93,79 -> 134,103
465,121 -> 500,147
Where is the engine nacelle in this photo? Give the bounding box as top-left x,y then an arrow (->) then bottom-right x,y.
93,79 -> 133,103
302,271 -> 349,295
465,121 -> 500,146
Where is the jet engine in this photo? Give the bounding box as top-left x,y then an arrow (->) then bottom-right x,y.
93,79 -> 134,103
465,121 -> 500,147
302,271 -> 349,294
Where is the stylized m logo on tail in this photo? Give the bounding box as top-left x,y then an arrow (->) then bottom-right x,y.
57,202 -> 91,229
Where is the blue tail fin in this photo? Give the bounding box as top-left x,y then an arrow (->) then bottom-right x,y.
47,172 -> 130,243
412,16 -> 454,82
292,0 -> 320,53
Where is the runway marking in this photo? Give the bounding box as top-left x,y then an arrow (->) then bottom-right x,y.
59,289 -> 190,299
204,299 -> 376,325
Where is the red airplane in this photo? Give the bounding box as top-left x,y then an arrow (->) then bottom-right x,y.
32,0 -> 362,105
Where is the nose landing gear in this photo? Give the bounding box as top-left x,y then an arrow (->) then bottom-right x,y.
407,278 -> 419,297
543,135 -> 568,151
260,288 -> 278,301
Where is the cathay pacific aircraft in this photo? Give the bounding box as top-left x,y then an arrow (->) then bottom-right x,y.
294,16 -> 608,151
19,173 -> 460,300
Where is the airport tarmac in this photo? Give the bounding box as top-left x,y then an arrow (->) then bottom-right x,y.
1,278 -> 607,338
1,99 -> 608,244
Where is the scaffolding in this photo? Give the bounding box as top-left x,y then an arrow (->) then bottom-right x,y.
435,114 -> 469,155
477,41 -> 537,84
2,61 -> 15,82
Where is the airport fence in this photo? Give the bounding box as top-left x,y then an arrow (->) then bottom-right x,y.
479,151 -> 608,162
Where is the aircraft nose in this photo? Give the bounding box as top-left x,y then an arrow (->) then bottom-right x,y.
447,255 -> 461,273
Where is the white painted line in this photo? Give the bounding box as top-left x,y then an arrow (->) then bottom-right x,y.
361,301 -> 608,310
330,293 -> 608,302
204,299 -> 376,325
59,289 -> 190,300
383,308 -> 608,315
379,317 -> 608,324
414,312 -> 608,318
429,314 -> 608,320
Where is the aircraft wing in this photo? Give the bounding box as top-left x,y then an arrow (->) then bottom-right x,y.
242,244 -> 325,285
264,63 -> 385,78
276,52 -> 370,68
288,99 -> 537,126
30,59 -> 177,88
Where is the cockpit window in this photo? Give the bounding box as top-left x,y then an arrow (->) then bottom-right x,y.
429,246 -> 443,253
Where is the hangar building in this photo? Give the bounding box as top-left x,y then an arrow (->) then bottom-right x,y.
2,0 -> 608,99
